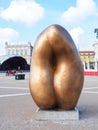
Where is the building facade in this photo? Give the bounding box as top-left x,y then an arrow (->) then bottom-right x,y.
80,51 -> 95,63
5,42 -> 33,65
4,41 -> 98,71
79,51 -> 95,70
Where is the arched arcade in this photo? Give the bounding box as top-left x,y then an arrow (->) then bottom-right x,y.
0,55 -> 30,70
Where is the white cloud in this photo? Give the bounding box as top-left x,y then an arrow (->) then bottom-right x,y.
0,28 -> 20,55
0,0 -> 45,26
69,27 -> 84,48
0,28 -> 19,42
61,0 -> 98,24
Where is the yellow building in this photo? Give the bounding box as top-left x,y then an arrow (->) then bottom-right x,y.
79,51 -> 95,70
79,51 -> 95,63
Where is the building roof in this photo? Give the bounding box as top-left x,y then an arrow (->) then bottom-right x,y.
0,54 -> 19,64
79,51 -> 95,54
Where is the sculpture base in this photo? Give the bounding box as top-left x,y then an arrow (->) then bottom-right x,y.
35,107 -> 79,121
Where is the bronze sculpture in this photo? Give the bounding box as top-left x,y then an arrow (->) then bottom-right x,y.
29,24 -> 84,110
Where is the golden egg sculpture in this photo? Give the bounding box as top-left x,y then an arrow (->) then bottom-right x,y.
29,24 -> 84,110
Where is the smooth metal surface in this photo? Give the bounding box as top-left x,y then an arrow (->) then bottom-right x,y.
29,24 -> 84,110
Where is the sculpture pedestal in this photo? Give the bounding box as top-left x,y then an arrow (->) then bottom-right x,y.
35,107 -> 79,121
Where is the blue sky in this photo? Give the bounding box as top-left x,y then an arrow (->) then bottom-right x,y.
0,0 -> 98,55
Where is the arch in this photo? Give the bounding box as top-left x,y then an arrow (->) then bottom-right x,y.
0,56 -> 30,70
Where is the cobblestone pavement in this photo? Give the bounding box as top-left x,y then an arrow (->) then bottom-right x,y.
0,72 -> 98,130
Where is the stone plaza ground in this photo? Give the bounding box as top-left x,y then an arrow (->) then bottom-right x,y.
0,72 -> 98,130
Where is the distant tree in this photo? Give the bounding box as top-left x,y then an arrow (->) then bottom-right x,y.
94,28 -> 98,39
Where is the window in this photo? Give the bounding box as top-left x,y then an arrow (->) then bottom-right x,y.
25,49 -> 27,55
89,62 -> 95,69
12,49 -> 15,54
16,49 -> 19,55
8,49 -> 10,55
21,50 -> 23,55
